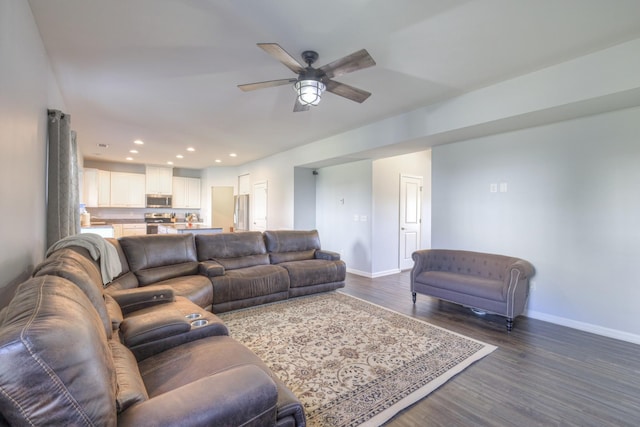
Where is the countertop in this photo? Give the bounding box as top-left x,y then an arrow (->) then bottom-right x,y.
89,219 -> 146,224
158,224 -> 222,231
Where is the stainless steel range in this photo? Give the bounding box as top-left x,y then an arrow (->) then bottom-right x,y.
144,213 -> 172,234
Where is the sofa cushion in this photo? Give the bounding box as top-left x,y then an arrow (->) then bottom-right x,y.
135,262 -> 200,286
270,249 -> 316,264
120,234 -> 199,284
417,250 -> 519,282
196,232 -> 267,259
196,232 -> 271,269
415,271 -> 504,301
110,340 -> 149,412
137,335 -> 305,426
105,293 -> 124,331
279,259 -> 347,288
263,229 -> 321,253
0,276 -> 117,426
32,248 -> 112,338
210,265 -> 290,306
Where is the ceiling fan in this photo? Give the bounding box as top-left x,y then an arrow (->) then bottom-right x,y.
238,43 -> 376,112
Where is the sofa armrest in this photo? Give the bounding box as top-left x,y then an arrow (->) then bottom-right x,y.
410,250 -> 431,286
198,260 -> 225,277
109,287 -> 175,315
117,365 -> 278,427
510,259 -> 535,280
119,308 -> 191,348
315,250 -> 340,261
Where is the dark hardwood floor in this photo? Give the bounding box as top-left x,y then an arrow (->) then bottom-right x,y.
341,272 -> 640,427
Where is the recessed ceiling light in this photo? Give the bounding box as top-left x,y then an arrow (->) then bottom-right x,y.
215,159 -> 221,163
97,143 -> 109,148
126,157 -> 133,161
176,154 -> 184,159
229,153 -> 237,157
134,140 -> 144,145
186,147 -> 195,152
129,149 -> 138,154
167,161 -> 174,165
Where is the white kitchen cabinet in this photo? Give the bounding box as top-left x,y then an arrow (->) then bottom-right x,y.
82,168 -> 111,207
121,223 -> 146,236
172,177 -> 201,209
97,170 -> 111,206
110,172 -> 146,208
146,166 -> 173,195
82,168 -> 99,207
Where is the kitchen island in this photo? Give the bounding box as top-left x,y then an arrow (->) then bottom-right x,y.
157,224 -> 223,235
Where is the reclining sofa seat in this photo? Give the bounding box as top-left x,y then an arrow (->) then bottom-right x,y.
0,275 -> 283,426
196,232 -> 290,313
0,241 -> 306,426
263,229 -> 346,297
108,234 -> 213,310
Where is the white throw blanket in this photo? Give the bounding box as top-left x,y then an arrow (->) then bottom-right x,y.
46,233 -> 122,285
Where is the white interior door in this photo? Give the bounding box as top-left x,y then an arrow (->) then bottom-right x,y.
252,180 -> 268,231
399,174 -> 422,270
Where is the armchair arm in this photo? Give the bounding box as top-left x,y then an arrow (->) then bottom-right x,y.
410,250 -> 431,286
117,365 -> 278,427
510,259 -> 535,280
198,260 -> 225,277
119,308 -> 191,348
315,250 -> 340,261
109,287 -> 175,315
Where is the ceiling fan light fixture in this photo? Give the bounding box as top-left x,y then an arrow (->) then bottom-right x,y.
294,79 -> 325,106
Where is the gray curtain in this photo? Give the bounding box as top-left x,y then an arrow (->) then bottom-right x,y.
47,109 -> 80,248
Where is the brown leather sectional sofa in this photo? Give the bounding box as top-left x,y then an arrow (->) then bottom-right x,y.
0,230 -> 345,426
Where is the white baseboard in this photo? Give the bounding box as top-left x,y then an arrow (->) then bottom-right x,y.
525,309 -> 640,345
347,268 -> 400,279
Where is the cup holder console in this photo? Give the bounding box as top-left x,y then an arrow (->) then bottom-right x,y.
191,319 -> 209,328
185,313 -> 202,320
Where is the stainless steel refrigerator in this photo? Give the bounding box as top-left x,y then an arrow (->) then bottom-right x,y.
233,194 -> 250,232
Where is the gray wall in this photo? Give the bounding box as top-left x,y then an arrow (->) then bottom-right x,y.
0,0 -> 66,307
315,160 -> 373,274
293,167 -> 317,230
432,106 -> 640,340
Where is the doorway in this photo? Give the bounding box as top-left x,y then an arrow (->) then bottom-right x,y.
399,174 -> 422,270
252,180 -> 268,231
211,186 -> 234,231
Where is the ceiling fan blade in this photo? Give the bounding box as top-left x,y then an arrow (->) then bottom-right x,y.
324,80 -> 372,103
319,49 -> 376,79
293,98 -> 310,112
237,78 -> 296,92
257,43 -> 305,74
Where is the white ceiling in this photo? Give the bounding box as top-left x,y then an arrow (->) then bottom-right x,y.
28,0 -> 640,169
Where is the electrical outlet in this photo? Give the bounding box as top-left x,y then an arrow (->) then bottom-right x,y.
489,183 -> 498,193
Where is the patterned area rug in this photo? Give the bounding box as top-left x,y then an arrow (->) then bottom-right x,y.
219,292 -> 496,426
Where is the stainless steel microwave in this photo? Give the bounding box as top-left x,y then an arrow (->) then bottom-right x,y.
146,194 -> 172,208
